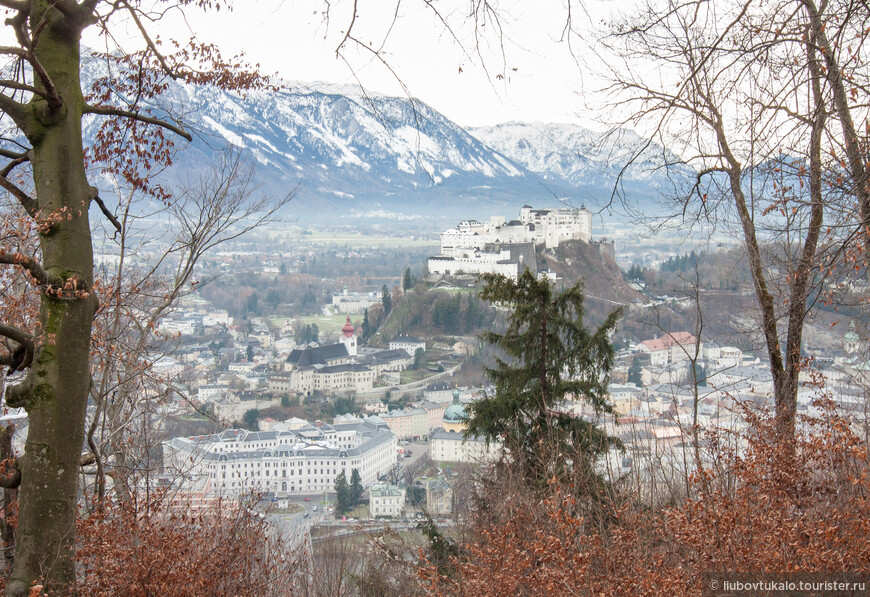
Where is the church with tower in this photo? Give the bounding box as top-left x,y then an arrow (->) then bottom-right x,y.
281,316 -> 411,395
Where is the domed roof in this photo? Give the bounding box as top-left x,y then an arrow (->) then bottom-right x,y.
341,316 -> 355,338
443,402 -> 466,423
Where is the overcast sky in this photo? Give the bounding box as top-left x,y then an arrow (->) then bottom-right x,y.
87,0 -> 628,129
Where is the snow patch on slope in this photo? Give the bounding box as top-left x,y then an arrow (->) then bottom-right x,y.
202,115 -> 245,147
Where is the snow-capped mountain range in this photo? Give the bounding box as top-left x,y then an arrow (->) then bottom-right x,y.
83,58 -> 692,225
469,122 -> 686,190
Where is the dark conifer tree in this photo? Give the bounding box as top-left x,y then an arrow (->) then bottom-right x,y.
465,270 -> 622,485
334,471 -> 351,514
350,468 -> 363,505
403,267 -> 413,292
381,285 -> 392,314
361,309 -> 371,342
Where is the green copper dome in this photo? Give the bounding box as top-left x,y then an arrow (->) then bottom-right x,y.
443,402 -> 466,423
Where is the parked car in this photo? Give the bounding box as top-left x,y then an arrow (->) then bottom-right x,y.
304,497 -> 311,502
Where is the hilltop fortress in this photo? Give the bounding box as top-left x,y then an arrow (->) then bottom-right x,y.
427,205 -> 593,280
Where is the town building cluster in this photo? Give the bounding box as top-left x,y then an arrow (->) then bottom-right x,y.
427,205 -> 592,280
146,242 -> 868,522
278,318 -> 415,395
580,328 -> 870,498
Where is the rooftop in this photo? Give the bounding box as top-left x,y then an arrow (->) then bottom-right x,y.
639,332 -> 697,353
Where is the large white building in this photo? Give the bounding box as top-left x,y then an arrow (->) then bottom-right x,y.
438,206 -> 592,258
163,416 -> 398,498
428,247 -> 529,280
332,286 -> 381,314
428,205 -> 592,279
389,335 -> 426,355
430,429 -> 502,463
638,332 -> 702,367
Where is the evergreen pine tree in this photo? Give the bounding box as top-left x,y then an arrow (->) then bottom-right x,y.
381,285 -> 392,314
335,471 -> 351,514
361,309 -> 371,342
465,270 -> 622,485
628,357 -> 643,386
242,409 -> 260,431
403,267 -> 413,292
350,468 -> 363,505
694,362 -> 707,387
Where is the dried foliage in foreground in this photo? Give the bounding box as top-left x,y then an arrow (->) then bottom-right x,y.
419,401 -> 870,596
75,496 -> 298,597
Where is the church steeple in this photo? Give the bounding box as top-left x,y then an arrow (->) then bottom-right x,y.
342,315 -> 355,338
340,316 -> 357,356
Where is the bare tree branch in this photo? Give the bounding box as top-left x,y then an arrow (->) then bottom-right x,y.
0,323 -> 32,348
90,190 -> 122,236
83,103 -> 192,141
0,458 -> 21,490
0,46 -> 62,111
0,92 -> 29,131
0,251 -> 62,287
801,0 -> 870,240
0,322 -> 33,372
119,0 -> 176,78
0,172 -> 37,217
0,148 -> 26,161
0,79 -> 47,99
0,156 -> 28,177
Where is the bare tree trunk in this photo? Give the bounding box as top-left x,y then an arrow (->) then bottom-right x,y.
4,15 -> 95,596
714,113 -> 793,439
0,423 -> 18,573
801,0 -> 870,241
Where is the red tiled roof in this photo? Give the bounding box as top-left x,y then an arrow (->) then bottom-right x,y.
639,331 -> 696,353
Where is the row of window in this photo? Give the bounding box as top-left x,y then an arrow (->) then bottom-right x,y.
219,481 -> 328,492
217,467 -> 342,479
208,456 -> 365,470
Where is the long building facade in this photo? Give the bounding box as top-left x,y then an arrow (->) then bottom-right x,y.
163,416 -> 398,498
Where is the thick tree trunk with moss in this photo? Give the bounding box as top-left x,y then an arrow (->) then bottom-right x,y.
4,9 -> 95,596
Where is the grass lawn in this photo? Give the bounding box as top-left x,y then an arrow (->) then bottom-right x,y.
174,413 -> 211,422
267,313 -> 366,338
268,316 -> 291,329
400,369 -> 437,383
300,313 -> 362,337
332,504 -> 369,520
